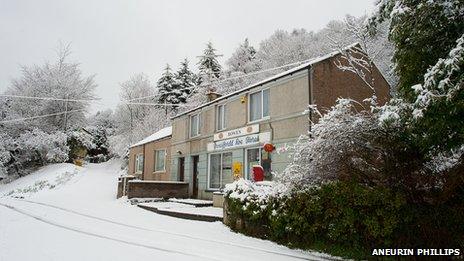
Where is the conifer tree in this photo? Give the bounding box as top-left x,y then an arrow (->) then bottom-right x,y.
370,0 -> 464,101
157,64 -> 178,112
197,42 -> 222,86
175,58 -> 196,103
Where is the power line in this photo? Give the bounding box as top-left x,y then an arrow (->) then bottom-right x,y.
0,109 -> 84,124
1,58 -> 315,108
124,102 -> 195,107
126,58 -> 313,103
0,94 -> 100,103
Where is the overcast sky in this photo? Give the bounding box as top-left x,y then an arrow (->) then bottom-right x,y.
0,0 -> 376,112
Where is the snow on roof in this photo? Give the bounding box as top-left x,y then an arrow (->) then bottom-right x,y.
172,43 -> 360,119
130,126 -> 172,148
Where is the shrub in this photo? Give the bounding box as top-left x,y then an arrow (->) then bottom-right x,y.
224,179 -> 464,259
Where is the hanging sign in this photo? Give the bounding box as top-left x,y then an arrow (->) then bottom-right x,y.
214,124 -> 259,141
263,143 -> 275,152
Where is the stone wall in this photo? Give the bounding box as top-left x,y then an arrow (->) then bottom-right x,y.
126,180 -> 189,199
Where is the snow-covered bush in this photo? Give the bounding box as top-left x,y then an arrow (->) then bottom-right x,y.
276,98 -> 385,191
0,133 -> 14,179
224,179 -> 284,215
69,130 -> 96,150
16,129 -> 69,163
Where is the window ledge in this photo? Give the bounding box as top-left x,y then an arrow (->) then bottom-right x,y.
248,117 -> 270,125
205,189 -> 221,193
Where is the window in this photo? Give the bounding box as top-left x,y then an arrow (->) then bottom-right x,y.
135,154 -> 144,173
208,152 -> 232,189
154,149 -> 166,172
249,88 -> 270,122
216,104 -> 226,131
245,148 -> 273,180
190,114 -> 200,137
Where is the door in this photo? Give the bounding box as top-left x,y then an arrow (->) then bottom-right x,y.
192,156 -> 199,198
178,157 -> 185,181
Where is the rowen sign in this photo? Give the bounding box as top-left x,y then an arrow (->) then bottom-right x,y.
213,124 -> 259,141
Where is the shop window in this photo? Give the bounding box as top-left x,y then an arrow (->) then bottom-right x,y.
208,152 -> 232,189
154,149 -> 166,172
246,148 -> 272,180
135,154 -> 144,173
190,113 -> 200,137
249,88 -> 270,122
216,104 -> 226,131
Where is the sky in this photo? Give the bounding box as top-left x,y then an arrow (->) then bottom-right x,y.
0,0 -> 376,112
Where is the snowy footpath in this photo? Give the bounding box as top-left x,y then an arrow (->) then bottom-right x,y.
0,160 -> 336,261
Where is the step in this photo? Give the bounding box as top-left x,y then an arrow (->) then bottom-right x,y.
167,198 -> 213,207
137,202 -> 223,222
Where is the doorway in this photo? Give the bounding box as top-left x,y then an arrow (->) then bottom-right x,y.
178,157 -> 185,181
192,156 -> 199,198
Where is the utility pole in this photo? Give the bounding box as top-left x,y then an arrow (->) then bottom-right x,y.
63,94 -> 69,132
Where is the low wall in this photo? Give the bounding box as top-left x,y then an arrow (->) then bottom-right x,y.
117,176 -> 136,198
127,180 -> 189,199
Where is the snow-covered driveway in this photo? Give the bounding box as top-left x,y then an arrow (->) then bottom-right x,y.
0,160 -> 334,261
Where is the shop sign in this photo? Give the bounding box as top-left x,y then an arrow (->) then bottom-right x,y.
210,134 -> 259,151
214,124 -> 259,141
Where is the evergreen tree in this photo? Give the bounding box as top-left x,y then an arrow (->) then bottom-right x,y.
226,38 -> 259,74
370,0 -> 464,155
197,42 -> 222,86
175,58 -> 196,103
370,0 -> 464,101
157,64 -> 179,112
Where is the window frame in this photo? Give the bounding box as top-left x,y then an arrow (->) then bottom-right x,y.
245,147 -> 261,180
248,88 -> 270,123
207,151 -> 233,190
189,113 -> 201,138
135,153 -> 144,174
154,149 -> 166,172
216,104 -> 226,131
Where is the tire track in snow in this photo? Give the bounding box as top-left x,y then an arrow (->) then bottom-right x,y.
0,202 -> 219,261
9,198 -> 328,261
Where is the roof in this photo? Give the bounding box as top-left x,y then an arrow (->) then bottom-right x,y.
130,126 -> 172,148
172,43 -> 360,119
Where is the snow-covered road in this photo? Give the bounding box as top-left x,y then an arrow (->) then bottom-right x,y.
0,160 -> 334,261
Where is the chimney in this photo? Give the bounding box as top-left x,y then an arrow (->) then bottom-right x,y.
206,90 -> 222,102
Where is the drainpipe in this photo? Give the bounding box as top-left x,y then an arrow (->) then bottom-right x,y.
308,66 -> 313,134
142,144 -> 146,180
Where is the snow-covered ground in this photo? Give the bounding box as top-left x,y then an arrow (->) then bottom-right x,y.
0,160 -> 336,261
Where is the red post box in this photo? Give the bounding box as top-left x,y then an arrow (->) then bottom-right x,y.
252,165 -> 264,182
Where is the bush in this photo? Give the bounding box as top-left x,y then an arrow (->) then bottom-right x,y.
224,180 -> 464,259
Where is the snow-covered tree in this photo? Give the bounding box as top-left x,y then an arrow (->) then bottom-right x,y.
5,43 -> 97,133
157,64 -> 182,113
226,38 -> 259,74
369,0 -> 464,100
117,73 -> 155,136
175,59 -> 196,103
197,41 -> 222,85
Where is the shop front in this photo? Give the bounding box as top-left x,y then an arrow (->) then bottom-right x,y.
205,124 -> 273,191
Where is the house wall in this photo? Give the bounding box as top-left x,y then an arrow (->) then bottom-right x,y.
311,53 -> 390,114
170,71 -> 311,199
169,54 -> 391,200
142,138 -> 172,181
127,137 -> 172,181
128,145 -> 143,178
